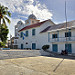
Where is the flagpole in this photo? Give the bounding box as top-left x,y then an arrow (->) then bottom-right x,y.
65,0 -> 68,51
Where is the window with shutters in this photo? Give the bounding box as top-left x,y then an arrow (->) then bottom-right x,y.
20,32 -> 23,38
26,31 -> 28,37
65,32 -> 71,37
32,29 -> 35,36
52,34 -> 58,39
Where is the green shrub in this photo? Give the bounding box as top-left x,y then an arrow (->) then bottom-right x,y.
0,42 -> 5,47
42,45 -> 49,51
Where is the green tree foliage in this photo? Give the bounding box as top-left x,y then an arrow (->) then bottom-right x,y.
0,42 -> 5,47
0,4 -> 11,26
0,25 -> 9,43
0,4 -> 11,47
42,45 -> 50,51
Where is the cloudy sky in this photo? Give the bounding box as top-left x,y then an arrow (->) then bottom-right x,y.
0,0 -> 75,39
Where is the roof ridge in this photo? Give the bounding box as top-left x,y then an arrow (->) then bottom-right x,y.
40,20 -> 75,33
19,19 -> 50,32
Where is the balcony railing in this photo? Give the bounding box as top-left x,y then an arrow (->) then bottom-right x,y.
50,37 -> 75,42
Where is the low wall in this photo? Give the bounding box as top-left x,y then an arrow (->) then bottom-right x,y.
40,49 -> 50,56
1,48 -> 10,50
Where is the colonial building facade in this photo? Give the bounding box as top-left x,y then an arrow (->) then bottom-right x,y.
14,14 -> 75,54
45,20 -> 75,54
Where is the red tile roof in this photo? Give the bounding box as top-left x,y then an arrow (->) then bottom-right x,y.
19,20 -> 49,32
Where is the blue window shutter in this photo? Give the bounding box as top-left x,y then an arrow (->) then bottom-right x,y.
26,31 -> 28,37
69,32 -> 71,37
32,29 -> 35,36
23,37 -> 24,40
20,32 -> 23,38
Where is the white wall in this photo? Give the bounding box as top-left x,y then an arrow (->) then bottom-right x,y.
72,29 -> 75,37
72,43 -> 75,53
17,20 -> 75,54
48,28 -> 75,53
40,21 -> 54,32
57,43 -> 65,53
17,20 -> 53,49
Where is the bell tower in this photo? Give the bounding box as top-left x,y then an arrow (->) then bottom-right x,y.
25,13 -> 40,26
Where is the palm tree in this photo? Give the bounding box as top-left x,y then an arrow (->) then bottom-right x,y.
0,4 -> 11,45
0,4 -> 11,27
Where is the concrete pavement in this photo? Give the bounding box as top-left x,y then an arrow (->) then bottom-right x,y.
0,50 -> 41,59
0,56 -> 75,75
0,50 -> 75,75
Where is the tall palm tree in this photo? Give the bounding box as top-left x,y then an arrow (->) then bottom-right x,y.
0,4 -> 11,27
0,4 -> 11,43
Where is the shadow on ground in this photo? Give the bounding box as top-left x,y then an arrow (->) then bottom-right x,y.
45,54 -> 75,60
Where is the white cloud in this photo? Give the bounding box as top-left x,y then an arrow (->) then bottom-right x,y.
0,0 -> 52,20
0,0 -> 53,37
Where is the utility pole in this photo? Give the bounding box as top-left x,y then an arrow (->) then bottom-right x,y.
65,0 -> 68,51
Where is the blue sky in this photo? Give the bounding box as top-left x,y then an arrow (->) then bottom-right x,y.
40,0 -> 75,22
0,0 -> 75,39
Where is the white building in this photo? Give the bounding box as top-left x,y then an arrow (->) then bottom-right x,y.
47,20 -> 75,54
14,19 -> 25,49
15,14 -> 75,54
15,21 -> 25,37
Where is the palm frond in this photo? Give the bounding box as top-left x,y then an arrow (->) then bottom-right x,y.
5,7 -> 8,10
4,16 -> 11,24
0,4 -> 11,26
7,12 -> 11,17
3,11 -> 7,15
2,19 -> 6,27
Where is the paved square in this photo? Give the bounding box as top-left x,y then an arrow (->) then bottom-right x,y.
0,50 -> 41,59
0,56 -> 75,75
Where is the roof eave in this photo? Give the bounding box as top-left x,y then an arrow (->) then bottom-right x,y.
48,26 -> 75,32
